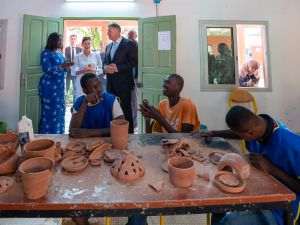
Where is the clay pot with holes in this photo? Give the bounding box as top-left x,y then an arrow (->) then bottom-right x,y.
18,157 -> 53,200
110,119 -> 129,150
217,153 -> 250,180
0,132 -> 19,155
24,139 -> 56,162
0,152 -> 18,175
111,154 -> 145,182
168,156 -> 196,188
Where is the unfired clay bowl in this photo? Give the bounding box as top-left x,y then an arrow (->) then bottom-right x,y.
24,139 -> 56,162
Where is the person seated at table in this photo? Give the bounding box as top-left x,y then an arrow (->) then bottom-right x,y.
199,105 -> 300,225
69,73 -> 146,225
140,73 -> 200,133
69,72 -> 124,138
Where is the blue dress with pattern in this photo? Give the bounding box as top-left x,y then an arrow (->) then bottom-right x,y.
39,49 -> 66,134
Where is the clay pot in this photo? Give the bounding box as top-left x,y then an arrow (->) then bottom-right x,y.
213,171 -> 246,194
18,157 -> 53,200
110,119 -> 129,150
217,153 -> 250,180
111,154 -> 145,182
0,132 -> 19,155
24,139 -> 56,162
168,156 -> 196,188
0,152 -> 18,175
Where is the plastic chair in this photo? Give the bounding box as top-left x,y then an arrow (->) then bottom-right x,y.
228,88 -> 258,114
228,88 -> 258,154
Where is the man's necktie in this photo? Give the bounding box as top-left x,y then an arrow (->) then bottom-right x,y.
110,42 -> 118,60
71,47 -> 75,62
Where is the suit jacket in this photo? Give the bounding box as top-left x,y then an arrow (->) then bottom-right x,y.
65,46 -> 82,75
103,37 -> 138,94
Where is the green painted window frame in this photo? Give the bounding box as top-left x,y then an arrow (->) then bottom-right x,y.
199,20 -> 272,92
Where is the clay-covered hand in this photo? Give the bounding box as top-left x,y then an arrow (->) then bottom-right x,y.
139,102 -> 161,121
249,153 -> 272,173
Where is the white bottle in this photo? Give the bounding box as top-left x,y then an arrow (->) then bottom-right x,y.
18,116 -> 34,141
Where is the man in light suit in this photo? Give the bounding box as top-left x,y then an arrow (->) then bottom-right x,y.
65,34 -> 82,98
103,23 -> 138,134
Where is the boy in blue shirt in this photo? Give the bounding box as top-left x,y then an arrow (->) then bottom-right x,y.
201,105 -> 300,225
69,73 -> 124,138
69,73 -> 146,225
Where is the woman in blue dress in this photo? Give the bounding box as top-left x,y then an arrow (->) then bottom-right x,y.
39,32 -> 72,134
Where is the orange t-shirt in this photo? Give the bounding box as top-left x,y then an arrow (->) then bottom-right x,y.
152,97 -> 200,133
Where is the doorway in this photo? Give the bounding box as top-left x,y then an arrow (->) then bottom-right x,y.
62,19 -> 138,133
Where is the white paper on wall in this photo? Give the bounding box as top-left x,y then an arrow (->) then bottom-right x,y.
158,31 -> 171,51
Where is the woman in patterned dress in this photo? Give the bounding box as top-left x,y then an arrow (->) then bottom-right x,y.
39,32 -> 72,134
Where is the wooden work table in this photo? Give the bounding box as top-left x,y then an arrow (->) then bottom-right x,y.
0,133 -> 295,224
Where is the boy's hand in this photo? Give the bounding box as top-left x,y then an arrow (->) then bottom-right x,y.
249,154 -> 272,173
86,93 -> 99,105
139,102 -> 161,121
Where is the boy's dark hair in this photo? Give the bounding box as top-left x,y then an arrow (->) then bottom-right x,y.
80,73 -> 97,90
45,32 -> 61,51
169,73 -> 184,91
225,105 -> 257,131
108,23 -> 121,32
82,36 -> 91,44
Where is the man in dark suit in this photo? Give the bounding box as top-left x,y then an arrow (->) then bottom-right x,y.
103,23 -> 138,133
64,34 -> 82,97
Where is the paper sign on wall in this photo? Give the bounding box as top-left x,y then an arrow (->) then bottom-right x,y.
158,31 -> 171,50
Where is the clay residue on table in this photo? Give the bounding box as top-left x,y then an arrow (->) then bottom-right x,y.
0,134 -> 294,211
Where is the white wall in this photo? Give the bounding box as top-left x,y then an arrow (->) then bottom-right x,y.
0,0 -> 300,131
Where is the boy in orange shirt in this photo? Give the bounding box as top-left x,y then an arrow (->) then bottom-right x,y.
140,74 -> 200,133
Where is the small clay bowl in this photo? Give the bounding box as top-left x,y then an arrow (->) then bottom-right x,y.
0,153 -> 18,175
168,156 -> 196,188
65,141 -> 86,152
24,139 -> 56,162
61,156 -> 88,173
0,132 -> 19,155
0,176 -> 15,194
213,171 -> 246,194
104,149 -> 123,163
208,151 -> 225,165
